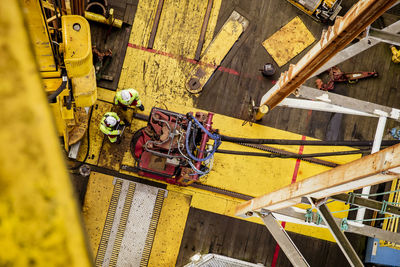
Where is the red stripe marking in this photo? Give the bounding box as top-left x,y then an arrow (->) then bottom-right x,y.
127,43 -> 267,81
291,135 -> 306,183
271,135 -> 306,267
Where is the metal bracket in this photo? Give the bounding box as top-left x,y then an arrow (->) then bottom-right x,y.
314,197 -> 328,208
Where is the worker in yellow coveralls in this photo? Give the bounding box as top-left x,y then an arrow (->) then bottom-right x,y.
99,112 -> 125,143
114,89 -> 145,111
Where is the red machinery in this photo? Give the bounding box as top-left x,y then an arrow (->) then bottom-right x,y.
316,66 -> 378,91
131,108 -> 219,186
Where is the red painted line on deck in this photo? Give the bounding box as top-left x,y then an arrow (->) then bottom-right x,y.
127,43 -> 267,81
271,135 -> 307,267
291,135 -> 306,184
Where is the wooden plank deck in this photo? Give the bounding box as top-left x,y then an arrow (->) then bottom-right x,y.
196,0 -> 325,134
175,208 -> 365,267
89,0 -> 138,90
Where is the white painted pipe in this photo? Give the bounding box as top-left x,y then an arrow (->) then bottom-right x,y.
355,116 -> 387,221
278,98 -> 376,117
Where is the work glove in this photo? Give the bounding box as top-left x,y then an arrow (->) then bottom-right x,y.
138,105 -> 145,111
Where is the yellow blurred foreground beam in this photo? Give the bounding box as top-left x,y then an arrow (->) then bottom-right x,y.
0,1 -> 91,266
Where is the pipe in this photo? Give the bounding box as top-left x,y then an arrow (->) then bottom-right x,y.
278,98 -> 375,117
84,10 -> 122,28
47,74 -> 68,102
356,116 -> 387,221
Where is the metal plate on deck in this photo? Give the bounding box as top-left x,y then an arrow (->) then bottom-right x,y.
262,16 -> 315,67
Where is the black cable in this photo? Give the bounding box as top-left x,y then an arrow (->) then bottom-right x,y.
215,149 -> 369,159
70,107 -> 94,170
220,135 -> 400,147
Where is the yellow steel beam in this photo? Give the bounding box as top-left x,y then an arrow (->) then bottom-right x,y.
23,0 -> 57,72
0,0 -> 91,265
257,0 -> 397,119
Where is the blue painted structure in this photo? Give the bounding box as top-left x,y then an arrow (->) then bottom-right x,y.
365,237 -> 400,266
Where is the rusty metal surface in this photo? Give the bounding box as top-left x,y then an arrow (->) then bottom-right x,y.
239,143 -> 338,168
75,163 -> 252,200
118,164 -> 253,200
72,0 -> 85,15
86,1 -> 107,16
190,183 -> 253,200
258,0 -> 397,116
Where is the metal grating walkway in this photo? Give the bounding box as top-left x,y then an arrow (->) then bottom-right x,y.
95,179 -> 166,267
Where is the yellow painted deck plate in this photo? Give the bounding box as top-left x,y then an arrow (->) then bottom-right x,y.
148,191 -> 191,266
262,16 -> 315,67
186,11 -> 248,93
119,0 -> 222,108
82,172 -> 115,257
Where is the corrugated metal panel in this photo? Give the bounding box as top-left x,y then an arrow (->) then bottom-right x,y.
295,0 -> 321,11
184,254 -> 264,267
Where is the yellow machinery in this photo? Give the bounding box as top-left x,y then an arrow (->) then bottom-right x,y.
25,0 -> 97,151
287,0 -> 342,23
0,0 -> 91,265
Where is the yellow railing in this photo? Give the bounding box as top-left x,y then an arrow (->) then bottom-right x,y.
380,179 -> 400,249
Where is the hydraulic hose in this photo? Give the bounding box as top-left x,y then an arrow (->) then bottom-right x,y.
48,71 -> 68,103
188,114 -> 221,142
186,121 -> 215,162
215,149 -> 369,159
220,135 -> 400,147
185,114 -> 221,162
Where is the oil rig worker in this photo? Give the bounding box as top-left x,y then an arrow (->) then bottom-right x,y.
114,89 -> 145,111
99,112 -> 125,143
391,45 -> 400,63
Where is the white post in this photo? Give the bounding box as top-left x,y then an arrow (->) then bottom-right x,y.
356,116 -> 387,221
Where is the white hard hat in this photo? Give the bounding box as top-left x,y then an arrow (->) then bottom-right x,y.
105,116 -> 117,127
121,90 -> 131,102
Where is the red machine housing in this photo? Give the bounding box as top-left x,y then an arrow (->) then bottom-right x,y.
131,107 -> 215,186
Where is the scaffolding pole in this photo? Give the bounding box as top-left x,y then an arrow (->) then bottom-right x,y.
272,207 -> 400,244
260,213 -> 310,267
312,200 -> 364,267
